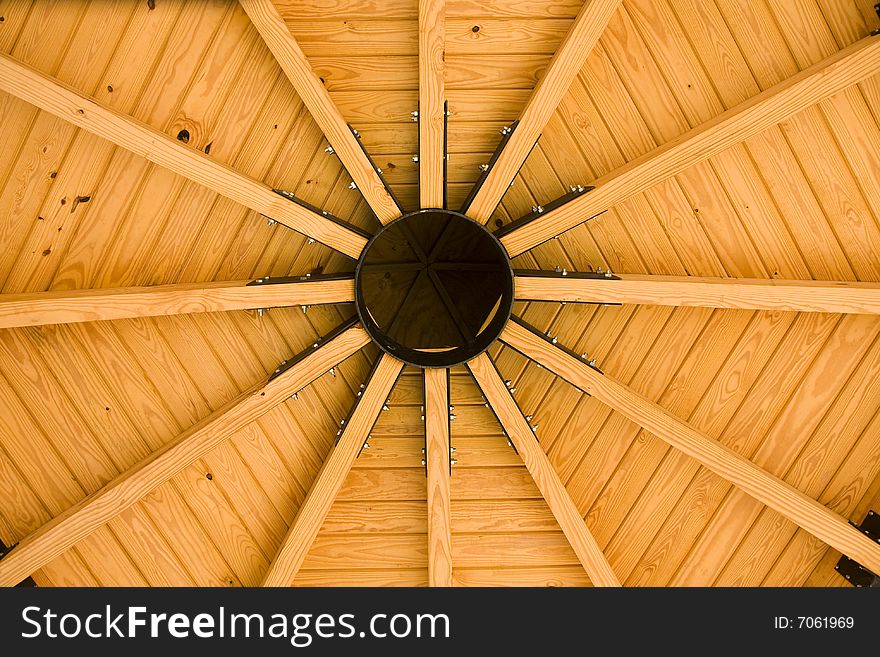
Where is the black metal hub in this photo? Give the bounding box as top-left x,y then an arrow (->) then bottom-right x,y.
355,209 -> 514,368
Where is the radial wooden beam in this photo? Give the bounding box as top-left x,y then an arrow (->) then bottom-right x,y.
262,353 -> 404,586
465,0 -> 622,223
0,277 -> 355,329
0,321 -> 370,587
500,318 -> 880,575
239,0 -> 400,224
514,272 -> 880,314
500,34 -> 880,256
467,352 -> 620,586
418,0 -> 446,208
424,367 -> 453,586
0,53 -> 366,260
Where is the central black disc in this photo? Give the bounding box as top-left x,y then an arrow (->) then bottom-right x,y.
355,209 -> 514,368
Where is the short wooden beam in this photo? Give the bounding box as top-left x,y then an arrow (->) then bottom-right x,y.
0,277 -> 355,329
262,353 -> 404,586
500,318 -> 880,575
467,352 -> 621,586
418,0 -> 446,209
465,0 -> 622,223
240,0 -> 400,224
514,273 -> 880,314
500,34 -> 880,256
0,322 -> 371,587
424,367 -> 453,586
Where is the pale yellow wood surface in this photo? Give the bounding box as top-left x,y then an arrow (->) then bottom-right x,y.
418,0 -> 446,208
467,352 -> 620,586
264,354 -> 404,586
501,34 -> 880,256
424,367 -> 453,586
0,278 -> 355,329
514,273 -> 880,314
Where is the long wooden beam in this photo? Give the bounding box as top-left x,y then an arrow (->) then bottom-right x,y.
500,318 -> 880,575
262,353 -> 404,586
467,352 -> 620,586
500,34 -> 880,256
240,0 -> 400,224
514,273 -> 880,314
0,277 -> 355,329
0,321 -> 370,587
424,367 -> 453,586
418,0 -> 446,208
465,0 -> 622,223
0,53 -> 367,259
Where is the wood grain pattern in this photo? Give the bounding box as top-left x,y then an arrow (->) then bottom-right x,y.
419,0 -> 446,208
424,367 -> 453,586
465,0 -> 622,222
264,354 -> 403,586
0,322 -> 370,587
0,278 -> 355,328
239,0 -> 400,224
467,352 -> 619,585
501,319 -> 880,575
0,52 -> 367,259
514,273 -> 880,314
501,34 -> 880,256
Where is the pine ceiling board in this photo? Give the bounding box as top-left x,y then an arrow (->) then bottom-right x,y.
295,569 -> 429,586
290,19 -> 417,57
448,0 -> 582,18
453,532 -> 580,568
453,565 -> 591,587
446,18 -> 573,55
307,55 -> 418,92
713,327 -> 880,586
662,0 -> 865,282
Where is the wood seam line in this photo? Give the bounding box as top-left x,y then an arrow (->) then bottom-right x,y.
0,324 -> 371,587
418,0 -> 446,208
239,0 -> 400,224
0,51 -> 367,259
424,367 -> 453,586
500,34 -> 880,256
513,274 -> 880,314
0,278 -> 356,329
499,319 -> 880,575
465,0 -> 624,223
261,354 -> 405,586
466,352 -> 621,586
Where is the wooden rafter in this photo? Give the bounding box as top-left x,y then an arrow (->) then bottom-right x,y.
418,0 -> 446,208
500,318 -> 880,575
240,0 -> 400,224
514,273 -> 880,314
465,0 -> 623,223
424,367 -> 453,586
262,353 -> 404,586
0,322 -> 370,587
467,352 -> 620,586
0,53 -> 366,260
0,277 -> 355,329
500,34 -> 880,257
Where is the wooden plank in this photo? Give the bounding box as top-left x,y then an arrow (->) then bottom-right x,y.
500,34 -> 880,256
424,367 -> 453,586
514,273 -> 880,314
265,354 -> 403,586
465,0 -> 622,222
418,0 -> 445,207
0,52 -> 367,259
0,322 -> 370,587
466,352 -> 620,586
500,318 -> 880,575
0,278 -> 355,329
239,0 -> 400,224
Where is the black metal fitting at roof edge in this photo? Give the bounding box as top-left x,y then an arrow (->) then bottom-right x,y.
463,358 -> 521,455
507,314 -> 605,379
835,510 -> 880,587
347,123 -> 406,217
493,185 -> 597,241
271,188 -> 374,241
268,315 -> 360,383
512,268 -> 621,281
459,119 -> 525,215
247,272 -> 354,286
341,353 -> 403,457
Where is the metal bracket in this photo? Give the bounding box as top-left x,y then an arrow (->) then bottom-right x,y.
507,314 -> 605,378
493,185 -> 600,242
0,540 -> 36,587
835,510 -> 880,587
347,124 -> 405,216
459,119 -> 523,215
247,272 -> 353,287
271,188 -> 374,242
513,267 -> 622,306
351,354 -> 404,457
269,315 -> 359,383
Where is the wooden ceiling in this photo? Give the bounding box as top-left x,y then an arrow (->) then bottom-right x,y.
0,0 -> 879,587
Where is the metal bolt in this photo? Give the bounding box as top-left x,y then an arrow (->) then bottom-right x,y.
348,181 -> 357,190
589,359 -> 597,367
363,442 -> 370,449
307,238 -> 317,245
324,145 -> 335,154
531,206 -> 544,214
291,393 -> 298,401
421,459 -> 426,466
526,415 -> 533,421
352,129 -> 360,138
449,405 -> 454,412
562,268 -> 568,276
581,353 -> 588,360
605,269 -> 614,277
450,459 -> 458,465
412,154 -> 419,163
382,404 -> 390,412
376,167 -> 383,174
500,126 -> 512,135
554,265 -> 562,273
507,440 -> 513,447
450,414 -> 457,421
410,110 -> 419,121
597,266 -> 604,274
551,337 -> 558,344
509,387 -> 517,394
450,447 -> 456,453
504,380 -> 512,388
257,308 -> 264,317
328,367 -> 336,376
267,218 -> 276,226
479,163 -> 489,172
531,424 -> 539,432
302,305 -> 309,314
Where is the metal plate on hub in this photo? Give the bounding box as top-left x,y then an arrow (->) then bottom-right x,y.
355,209 -> 513,367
